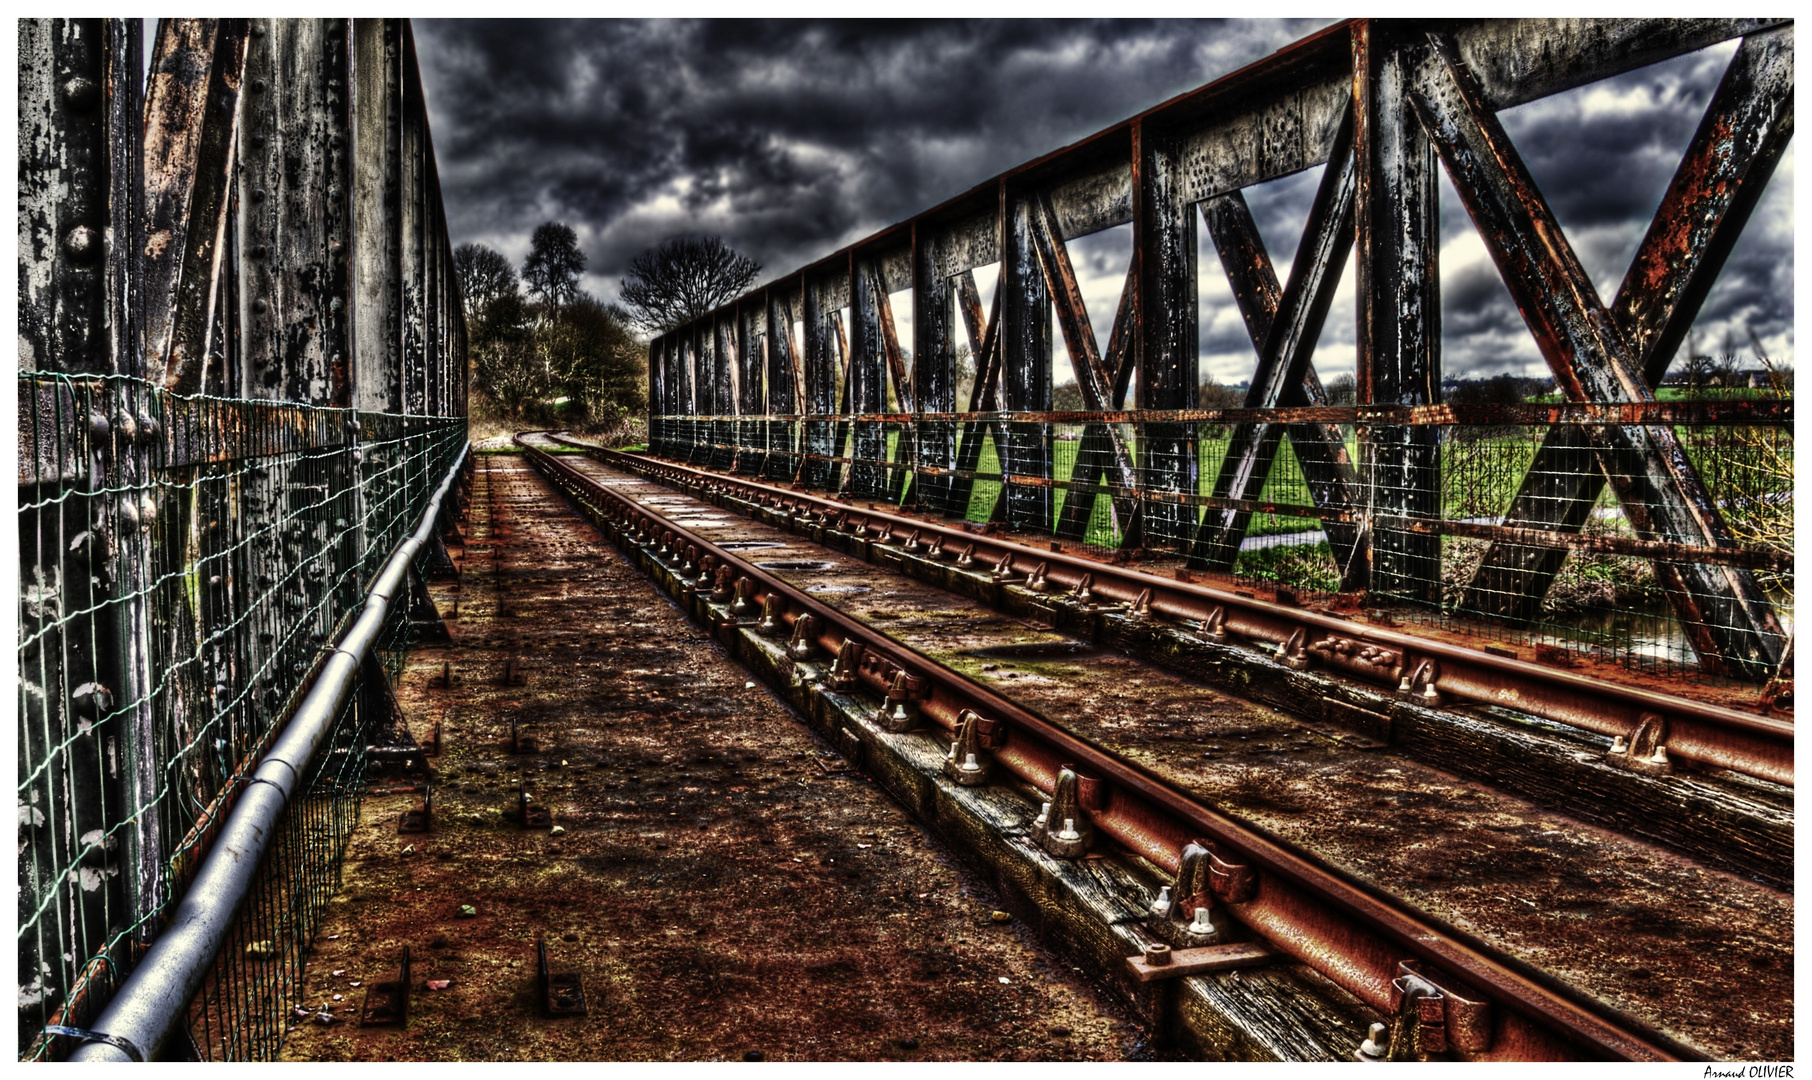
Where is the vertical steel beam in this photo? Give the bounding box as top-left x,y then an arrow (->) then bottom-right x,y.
803,276 -> 837,488
738,300 -> 766,475
848,258 -> 890,498
1001,189 -> 1054,532
239,19 -> 342,403
397,27 -> 427,416
349,18 -> 402,414
1353,21 -> 1440,603
1409,30 -> 1785,678
765,290 -> 800,479
912,224 -> 956,512
1132,120 -> 1198,549
1462,27 -> 1796,625
712,313 -> 736,469
142,19 -> 250,394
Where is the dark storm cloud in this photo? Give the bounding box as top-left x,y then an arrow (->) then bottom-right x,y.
415,20 -> 1792,376
414,19 -> 1330,293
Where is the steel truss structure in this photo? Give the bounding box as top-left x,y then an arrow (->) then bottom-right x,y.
647,18 -> 1793,685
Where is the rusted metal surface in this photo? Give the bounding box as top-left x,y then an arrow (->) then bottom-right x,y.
1406,29 -> 1786,681
589,447 -> 1791,788
540,443 -> 1790,1060
1189,107 -> 1360,579
1462,26 -> 1796,625
282,454 -> 1146,1062
645,18 -> 1790,687
525,440 -> 1730,1062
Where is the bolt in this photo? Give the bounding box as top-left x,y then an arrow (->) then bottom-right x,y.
252,299 -> 269,314
251,188 -> 267,203
1188,906 -> 1215,936
1148,886 -> 1173,919
88,411 -> 110,439
1355,1022 -> 1389,1062
1142,942 -> 1172,967
251,245 -> 268,260
252,78 -> 268,93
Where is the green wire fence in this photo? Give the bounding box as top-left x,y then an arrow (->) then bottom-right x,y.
18,371 -> 466,1060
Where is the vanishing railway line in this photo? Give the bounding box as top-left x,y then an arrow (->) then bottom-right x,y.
516,435 -> 1791,1062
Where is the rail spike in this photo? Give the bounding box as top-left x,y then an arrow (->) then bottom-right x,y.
942,709 -> 993,785
1031,766 -> 1094,859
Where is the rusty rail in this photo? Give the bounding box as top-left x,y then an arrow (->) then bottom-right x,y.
574,441 -> 1792,789
520,435 -> 1699,1062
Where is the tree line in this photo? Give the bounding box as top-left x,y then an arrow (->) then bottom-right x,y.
457,225 -> 761,434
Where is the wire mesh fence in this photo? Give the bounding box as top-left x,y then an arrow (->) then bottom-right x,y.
650,403 -> 1792,683
18,371 -> 465,1060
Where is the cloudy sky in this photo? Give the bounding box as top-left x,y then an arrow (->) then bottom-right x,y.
414,19 -> 1793,385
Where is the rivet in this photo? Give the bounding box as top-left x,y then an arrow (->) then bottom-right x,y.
252,299 -> 269,314
251,21 -> 267,36
61,77 -> 99,111
252,78 -> 268,93
251,188 -> 267,203
62,225 -> 99,261
251,245 -> 268,260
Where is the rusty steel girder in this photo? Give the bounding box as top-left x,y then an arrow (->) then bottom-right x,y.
645,18 -> 1792,686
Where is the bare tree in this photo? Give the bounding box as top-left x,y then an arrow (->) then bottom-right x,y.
522,222 -> 586,310
619,235 -> 761,335
454,243 -> 518,323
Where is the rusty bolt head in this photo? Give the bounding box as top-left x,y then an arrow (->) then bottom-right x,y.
330,297 -> 344,312
88,411 -> 110,439
1142,942 -> 1171,966
251,188 -> 267,203
252,299 -> 269,315
62,225 -> 100,262
251,78 -> 268,93
62,77 -> 99,111
251,21 -> 267,35
251,245 -> 268,260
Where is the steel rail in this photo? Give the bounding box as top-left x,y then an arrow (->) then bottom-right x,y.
521,436 -> 1697,1062
575,441 -> 1792,788
67,443 -> 471,1063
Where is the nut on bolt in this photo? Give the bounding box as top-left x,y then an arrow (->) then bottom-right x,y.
1031,767 -> 1093,859
730,577 -> 759,619
755,593 -> 786,638
826,639 -> 863,691
786,613 -> 818,661
874,670 -> 920,733
941,709 -> 993,786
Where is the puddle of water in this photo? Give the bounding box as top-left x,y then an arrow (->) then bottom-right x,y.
756,560 -> 837,573
717,541 -> 786,551
807,584 -> 871,595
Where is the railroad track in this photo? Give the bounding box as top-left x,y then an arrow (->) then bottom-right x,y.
517,434 -> 1790,1062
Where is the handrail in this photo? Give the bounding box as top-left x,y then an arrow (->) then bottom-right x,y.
66,442 -> 470,1062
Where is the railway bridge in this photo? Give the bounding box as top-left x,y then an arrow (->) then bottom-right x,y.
18,17 -> 1794,1063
